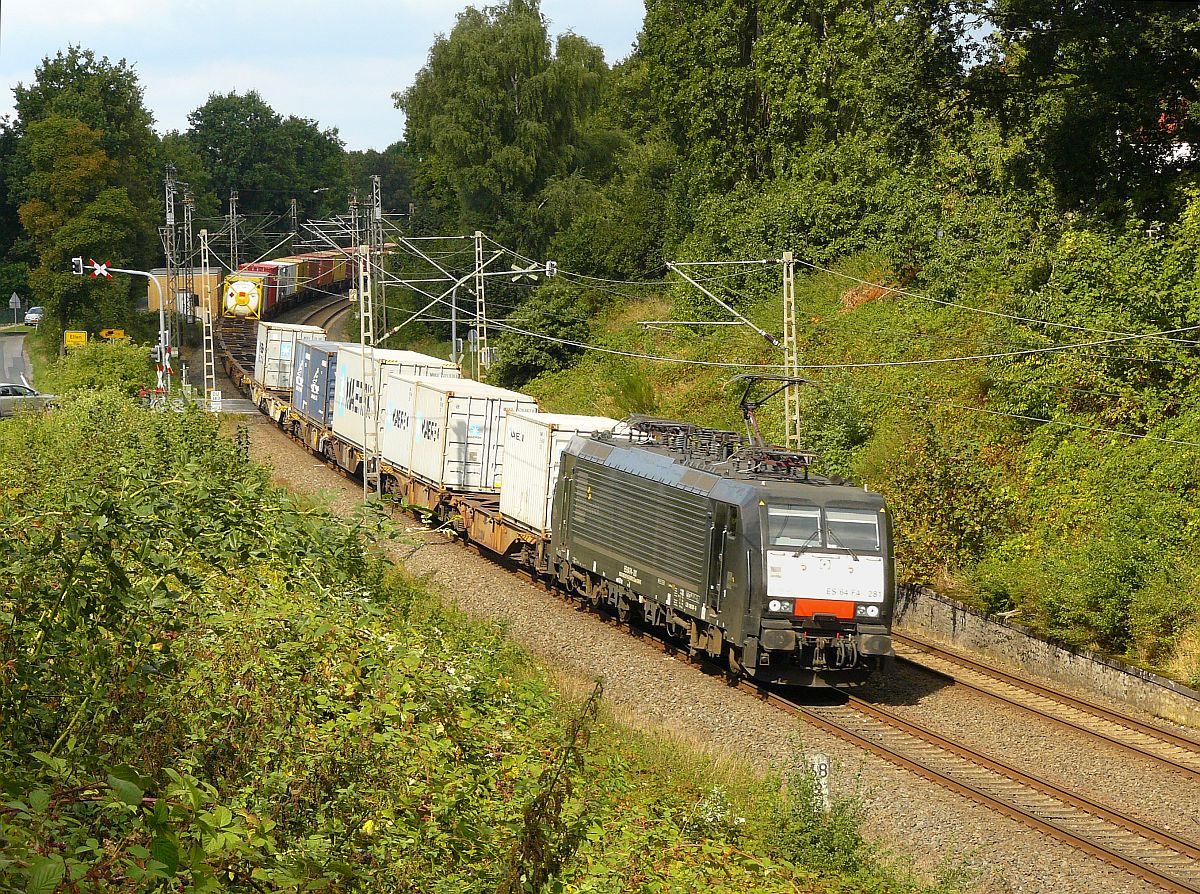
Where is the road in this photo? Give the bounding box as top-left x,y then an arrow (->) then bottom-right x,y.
0,334 -> 33,386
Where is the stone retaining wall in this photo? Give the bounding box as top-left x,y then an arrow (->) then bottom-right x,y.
894,585 -> 1200,729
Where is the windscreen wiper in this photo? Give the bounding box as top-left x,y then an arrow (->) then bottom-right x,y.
787,531 -> 821,557
825,526 -> 859,561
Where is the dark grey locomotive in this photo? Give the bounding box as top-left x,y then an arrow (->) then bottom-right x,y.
550,418 -> 894,686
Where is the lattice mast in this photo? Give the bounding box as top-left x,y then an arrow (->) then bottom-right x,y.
474,230 -> 487,378
200,228 -> 217,409
159,168 -> 179,391
228,191 -> 240,270
356,198 -> 380,499
782,251 -> 799,450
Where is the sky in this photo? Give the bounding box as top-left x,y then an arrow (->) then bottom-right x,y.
0,0 -> 646,151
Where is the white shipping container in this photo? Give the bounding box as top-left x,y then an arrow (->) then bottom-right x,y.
379,374 -> 420,475
499,413 -> 619,533
254,321 -> 326,392
332,347 -> 461,449
409,379 -> 539,492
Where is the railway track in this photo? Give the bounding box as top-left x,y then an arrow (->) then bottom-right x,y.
503,567 -> 1200,893
894,632 -> 1200,782
301,295 -> 352,333
223,295 -> 1200,893
755,684 -> 1200,894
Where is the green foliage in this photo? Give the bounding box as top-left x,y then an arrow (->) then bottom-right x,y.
606,363 -> 659,417
976,0 -> 1200,211
795,385 -> 872,478
186,90 -> 346,218
8,48 -> 157,338
41,339 -> 152,394
768,766 -> 867,876
398,0 -> 606,248
857,421 -> 1014,584
346,142 -> 415,220
496,683 -> 602,893
488,281 -> 593,388
11,46 -> 158,210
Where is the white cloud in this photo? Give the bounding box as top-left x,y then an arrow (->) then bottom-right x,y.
2,0 -> 171,30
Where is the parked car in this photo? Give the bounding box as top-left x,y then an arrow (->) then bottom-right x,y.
23,306 -> 44,326
0,383 -> 52,417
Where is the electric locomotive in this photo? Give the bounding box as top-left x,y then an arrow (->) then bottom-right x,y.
550,417 -> 895,686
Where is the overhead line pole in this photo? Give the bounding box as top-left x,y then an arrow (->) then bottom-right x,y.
200,228 -> 217,410
228,191 -> 240,270
782,251 -> 800,449
474,230 -> 487,378
371,175 -> 385,338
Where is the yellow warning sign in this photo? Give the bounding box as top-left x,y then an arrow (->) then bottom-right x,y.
99,328 -> 125,339
64,330 -> 87,348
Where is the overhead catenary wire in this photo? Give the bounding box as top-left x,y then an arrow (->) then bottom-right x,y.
825,381 -> 1200,449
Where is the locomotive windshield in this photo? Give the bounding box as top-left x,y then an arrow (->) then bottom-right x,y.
767,506 -> 821,548
826,509 -> 881,551
768,505 -> 881,552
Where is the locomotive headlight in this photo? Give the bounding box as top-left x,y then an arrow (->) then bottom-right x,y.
767,599 -> 793,614
855,604 -> 881,619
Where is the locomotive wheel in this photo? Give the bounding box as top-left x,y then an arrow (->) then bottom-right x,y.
725,644 -> 744,683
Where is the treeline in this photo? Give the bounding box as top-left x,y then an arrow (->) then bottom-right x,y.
0,48 -> 411,338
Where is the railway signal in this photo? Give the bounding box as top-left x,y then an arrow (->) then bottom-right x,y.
510,262 -> 539,282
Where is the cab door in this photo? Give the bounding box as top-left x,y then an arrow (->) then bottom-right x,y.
708,505 -> 739,614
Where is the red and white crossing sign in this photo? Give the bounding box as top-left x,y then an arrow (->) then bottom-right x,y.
88,259 -> 112,279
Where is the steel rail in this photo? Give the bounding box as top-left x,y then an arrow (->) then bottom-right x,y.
750,684 -> 1200,894
300,295 -> 353,332
893,632 -> 1200,780
509,574 -> 1200,893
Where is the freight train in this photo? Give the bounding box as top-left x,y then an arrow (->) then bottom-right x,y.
221,249 -> 353,319
216,305 -> 896,687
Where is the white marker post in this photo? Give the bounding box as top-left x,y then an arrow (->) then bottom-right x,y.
807,752 -> 832,813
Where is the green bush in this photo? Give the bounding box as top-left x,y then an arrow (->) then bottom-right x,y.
41,337 -> 152,394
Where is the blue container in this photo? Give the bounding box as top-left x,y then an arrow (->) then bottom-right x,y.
292,340 -> 345,427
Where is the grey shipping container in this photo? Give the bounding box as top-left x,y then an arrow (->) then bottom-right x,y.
408,378 -> 539,492
332,347 -> 461,450
292,340 -> 347,427
254,322 -> 326,392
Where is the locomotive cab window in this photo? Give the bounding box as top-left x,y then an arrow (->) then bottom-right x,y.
767,506 -> 821,548
825,509 -> 881,552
